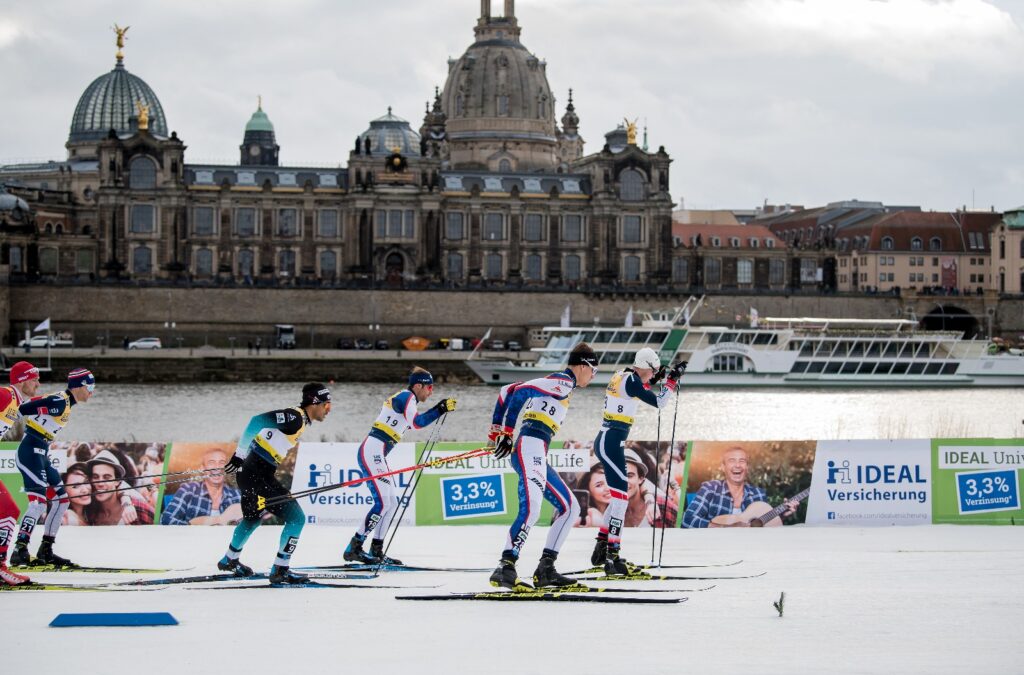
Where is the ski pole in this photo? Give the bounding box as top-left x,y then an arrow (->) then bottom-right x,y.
63,466 -> 222,490
657,381 -> 682,567
261,445 -> 491,509
376,412 -> 448,571
649,407 -> 661,566
47,472 -> 209,502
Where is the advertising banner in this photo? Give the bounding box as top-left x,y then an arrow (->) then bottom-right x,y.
807,440 -> 931,526
292,442 -> 416,527
160,443 -> 240,526
0,441 -> 35,516
931,438 -> 1024,525
682,440 -> 814,528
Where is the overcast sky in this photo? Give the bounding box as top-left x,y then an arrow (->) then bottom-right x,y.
1,0 -> 1022,212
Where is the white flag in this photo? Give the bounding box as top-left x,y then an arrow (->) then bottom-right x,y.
480,327 -> 492,342
750,307 -> 759,328
33,318 -> 50,333
560,304 -> 571,328
624,306 -> 634,328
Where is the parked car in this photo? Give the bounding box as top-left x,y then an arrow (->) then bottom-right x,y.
18,335 -> 73,349
489,339 -> 505,350
336,337 -> 355,350
128,337 -> 162,350
375,339 -> 390,350
275,324 -> 296,350
355,338 -> 372,350
506,340 -> 522,351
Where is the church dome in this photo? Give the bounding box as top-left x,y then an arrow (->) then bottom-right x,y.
245,106 -> 275,134
358,108 -> 421,156
68,58 -> 168,143
440,2 -> 558,171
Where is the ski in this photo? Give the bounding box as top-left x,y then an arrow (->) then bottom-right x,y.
113,571 -> 379,587
473,584 -> 713,595
396,592 -> 688,604
577,573 -> 761,581
193,580 -> 426,591
297,563 -> 490,573
565,560 -> 743,575
0,582 -> 162,593
11,563 -> 181,574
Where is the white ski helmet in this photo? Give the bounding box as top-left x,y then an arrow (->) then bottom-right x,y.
633,347 -> 660,370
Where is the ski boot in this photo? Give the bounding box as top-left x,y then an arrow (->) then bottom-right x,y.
369,539 -> 403,566
268,565 -> 308,585
532,551 -> 576,588
8,543 -> 32,568
0,562 -> 31,586
217,556 -> 255,577
35,537 -> 76,568
489,556 -> 533,592
604,548 -> 647,578
343,534 -> 378,564
590,532 -> 608,567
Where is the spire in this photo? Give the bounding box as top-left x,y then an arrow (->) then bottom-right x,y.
258,94 -> 262,111
642,119 -> 648,152
561,88 -> 579,135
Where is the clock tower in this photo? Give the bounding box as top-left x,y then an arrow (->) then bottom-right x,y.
239,97 -> 280,166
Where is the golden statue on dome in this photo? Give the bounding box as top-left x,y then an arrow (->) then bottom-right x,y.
136,100 -> 150,131
113,24 -> 130,61
623,117 -> 638,145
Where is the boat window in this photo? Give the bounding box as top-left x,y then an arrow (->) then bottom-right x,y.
940,363 -> 959,375
912,343 -> 928,358
841,362 -> 858,374
895,343 -> 911,359
800,342 -> 814,356
874,362 -> 893,375
891,362 -> 909,375
581,332 -> 597,342
807,362 -> 825,373
824,362 -> 842,374
719,333 -> 737,344
752,333 -> 772,345
815,341 -> 835,357
866,342 -> 882,357
924,363 -> 943,375
849,342 -> 865,357
883,343 -> 900,357
630,331 -> 652,344
856,362 -> 875,374
907,362 -> 926,374
712,354 -> 745,372
790,361 -> 809,373
595,331 -> 616,343
651,332 -> 669,346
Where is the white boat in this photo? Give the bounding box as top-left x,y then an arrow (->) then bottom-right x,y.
467,297 -> 1024,387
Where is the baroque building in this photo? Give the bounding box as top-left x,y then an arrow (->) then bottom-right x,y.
0,2 -> 676,290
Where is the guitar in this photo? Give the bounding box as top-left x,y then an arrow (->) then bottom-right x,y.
709,488 -> 810,528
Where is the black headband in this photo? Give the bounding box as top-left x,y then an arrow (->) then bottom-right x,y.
568,351 -> 598,367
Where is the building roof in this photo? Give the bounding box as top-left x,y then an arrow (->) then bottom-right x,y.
358,109 -> 421,157
185,165 -> 347,190
69,60 -> 168,143
244,105 -> 275,134
440,171 -> 591,197
672,222 -> 784,249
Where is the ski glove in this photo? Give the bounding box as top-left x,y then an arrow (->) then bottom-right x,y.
434,398 -> 457,414
493,435 -> 515,460
650,365 -> 667,385
224,454 -> 244,474
665,361 -> 688,391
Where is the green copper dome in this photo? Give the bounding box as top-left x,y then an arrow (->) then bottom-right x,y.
245,105 -> 275,133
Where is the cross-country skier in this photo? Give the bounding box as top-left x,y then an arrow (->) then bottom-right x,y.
344,367 -> 455,565
488,342 -> 598,591
10,368 -> 95,569
0,362 -> 40,585
218,383 -> 332,584
591,348 -> 685,575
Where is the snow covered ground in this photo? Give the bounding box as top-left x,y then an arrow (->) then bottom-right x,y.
7,525 -> 1024,674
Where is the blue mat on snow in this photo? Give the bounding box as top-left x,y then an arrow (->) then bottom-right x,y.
50,612 -> 178,627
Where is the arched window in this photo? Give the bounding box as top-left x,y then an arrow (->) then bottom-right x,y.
447,252 -> 464,279
44,223 -> 53,234
278,249 -> 296,277
619,169 -> 644,201
133,245 -> 152,274
881,236 -> 894,250
129,156 -> 157,189
498,159 -> 512,172
319,250 -> 337,279
39,247 -> 58,275
238,249 -> 254,277
525,254 -> 542,281
55,224 -> 64,234
623,255 -> 641,282
929,237 -> 942,252
911,237 -> 923,251
564,254 -> 581,281
484,252 -> 502,279
195,247 -> 213,276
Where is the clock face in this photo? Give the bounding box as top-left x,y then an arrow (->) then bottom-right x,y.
249,145 -> 261,157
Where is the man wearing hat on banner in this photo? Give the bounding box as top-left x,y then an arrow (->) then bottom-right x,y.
218,383 -> 333,585
84,449 -> 155,526
0,362 -> 41,584
343,367 -> 455,566
10,368 -> 95,568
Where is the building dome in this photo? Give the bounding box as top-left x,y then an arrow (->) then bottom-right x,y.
440,1 -> 558,171
68,59 -> 168,143
245,106 -> 275,133
0,187 -> 30,214
358,108 -> 421,156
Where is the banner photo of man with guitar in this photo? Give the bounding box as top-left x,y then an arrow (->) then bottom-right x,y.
681,441 -> 815,528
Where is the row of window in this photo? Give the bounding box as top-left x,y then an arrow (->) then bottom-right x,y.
686,236 -> 777,249
997,239 -> 1024,259
791,361 -> 959,376
444,252 -> 637,281
130,245 -> 342,278
796,340 -> 942,358
695,258 -> 788,286
6,245 -> 94,275
444,213 -> 644,243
